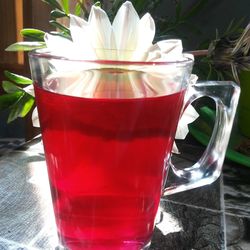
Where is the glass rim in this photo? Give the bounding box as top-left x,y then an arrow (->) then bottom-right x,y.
29,48 -> 194,66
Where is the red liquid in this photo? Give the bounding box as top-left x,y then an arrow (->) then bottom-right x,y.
34,84 -> 185,250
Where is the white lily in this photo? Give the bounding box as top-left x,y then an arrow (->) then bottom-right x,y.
32,1 -> 199,153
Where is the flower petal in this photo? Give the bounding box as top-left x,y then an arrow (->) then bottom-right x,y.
112,1 -> 140,55
157,39 -> 183,55
69,14 -> 89,45
189,74 -> 198,85
44,33 -> 75,57
172,142 -> 180,154
69,14 -> 96,59
62,70 -> 101,98
88,6 -> 114,58
147,39 -> 183,61
88,6 -> 113,48
32,107 -> 40,127
139,13 -> 155,46
134,13 -> 155,60
24,85 -> 35,97
175,105 -> 199,140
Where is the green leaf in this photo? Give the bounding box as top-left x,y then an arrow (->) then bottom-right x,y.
7,93 -> 35,123
147,0 -> 161,12
51,9 -> 68,19
74,3 -> 82,16
94,1 -> 101,7
183,22 -> 203,35
111,0 -> 124,13
4,71 -> 33,85
5,42 -> 46,51
20,28 -> 45,41
76,0 -> 91,19
183,0 -> 208,20
175,1 -> 182,21
0,92 -> 23,112
18,94 -> 35,117
60,0 -> 69,14
133,0 -> 146,13
42,0 -> 62,10
49,31 -> 71,40
49,20 -> 70,35
223,18 -> 245,37
2,81 -> 23,94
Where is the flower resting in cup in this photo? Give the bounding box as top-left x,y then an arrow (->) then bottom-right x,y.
29,1 -> 199,153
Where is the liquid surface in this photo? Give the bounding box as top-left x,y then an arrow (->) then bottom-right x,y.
34,84 -> 185,250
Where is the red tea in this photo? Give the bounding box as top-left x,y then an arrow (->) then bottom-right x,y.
34,83 -> 185,250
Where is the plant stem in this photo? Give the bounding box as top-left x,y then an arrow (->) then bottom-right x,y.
188,49 -> 208,57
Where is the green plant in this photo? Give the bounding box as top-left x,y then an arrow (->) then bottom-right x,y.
1,0 -> 91,122
192,19 -> 250,81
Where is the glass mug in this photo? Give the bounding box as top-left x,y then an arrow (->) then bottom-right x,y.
29,50 -> 240,250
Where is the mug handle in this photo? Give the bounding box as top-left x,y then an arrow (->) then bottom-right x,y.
163,81 -> 240,196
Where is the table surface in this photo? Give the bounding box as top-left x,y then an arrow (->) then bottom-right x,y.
0,136 -> 249,250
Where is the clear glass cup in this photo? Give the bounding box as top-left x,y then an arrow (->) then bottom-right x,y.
29,49 -> 240,250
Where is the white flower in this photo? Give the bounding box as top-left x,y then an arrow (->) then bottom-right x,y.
32,1 -> 199,151
24,84 -> 35,96
172,74 -> 199,154
43,1 -> 194,97
45,1 -> 186,62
